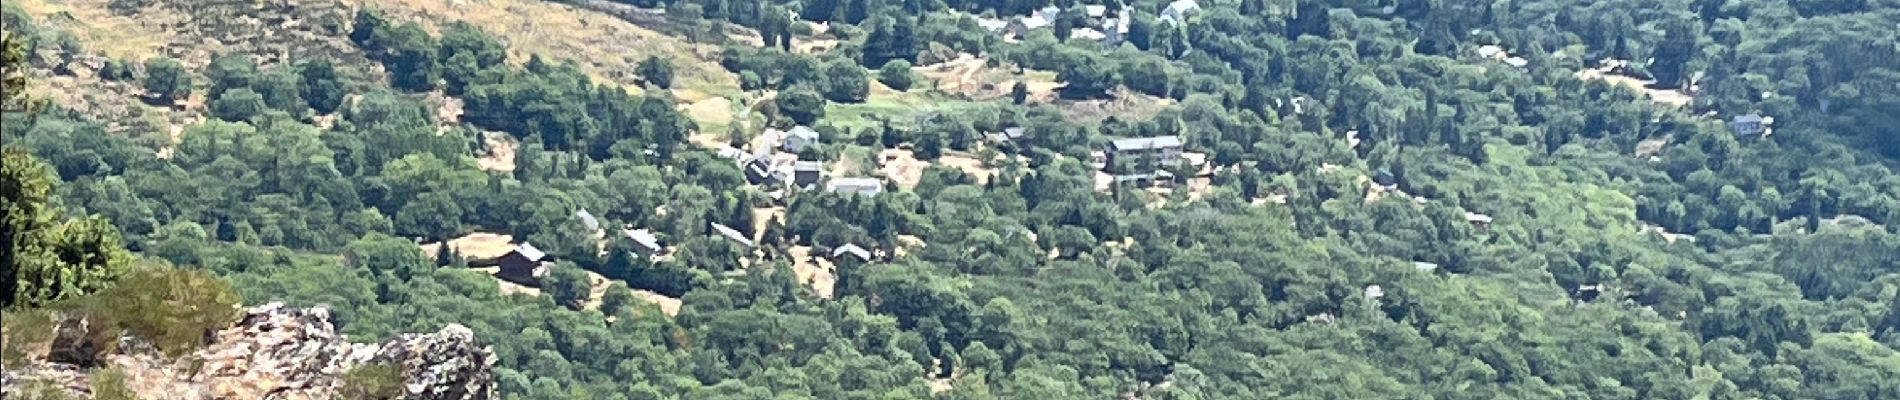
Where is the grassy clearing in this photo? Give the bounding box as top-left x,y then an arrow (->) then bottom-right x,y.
16,0 -> 177,62
364,0 -> 739,102
825,90 -> 1003,134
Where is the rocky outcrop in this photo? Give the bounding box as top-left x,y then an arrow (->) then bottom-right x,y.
2,303 -> 496,400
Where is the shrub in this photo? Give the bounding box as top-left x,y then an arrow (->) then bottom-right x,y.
339,363 -> 404,400
69,265 -> 242,358
0,308 -> 54,369
877,60 -> 914,91
91,367 -> 137,400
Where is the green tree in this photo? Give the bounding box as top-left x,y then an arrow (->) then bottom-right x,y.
142,57 -> 191,102
252,70 -> 307,115
637,56 -> 675,89
298,60 -> 347,114
211,88 -> 268,122
776,86 -> 827,125
343,233 -> 431,281
380,23 -> 440,91
878,60 -> 915,91
822,58 -> 869,103
2,149 -> 131,307
206,53 -> 258,99
545,262 -> 592,310
600,281 -> 635,315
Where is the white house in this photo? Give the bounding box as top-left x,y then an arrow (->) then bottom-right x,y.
709,222 -> 754,248
827,177 -> 885,196
1159,0 -> 1201,25
624,228 -> 663,259
1729,113 -> 1773,137
830,243 -> 873,262
575,209 -> 600,232
780,126 -> 820,153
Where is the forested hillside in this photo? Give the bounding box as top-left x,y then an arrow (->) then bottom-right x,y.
5,0 -> 1900,398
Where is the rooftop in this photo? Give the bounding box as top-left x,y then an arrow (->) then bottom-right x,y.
625,229 -> 662,252
787,125 -> 819,140
575,209 -> 600,232
828,177 -> 884,194
1107,136 -> 1183,151
793,160 -> 823,172
512,242 -> 547,261
831,243 -> 872,261
710,223 -> 755,248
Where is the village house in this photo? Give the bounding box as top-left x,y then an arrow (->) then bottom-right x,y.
790,160 -> 823,188
575,209 -> 600,232
1729,113 -> 1773,137
1465,211 -> 1495,229
624,228 -> 663,260
827,177 -> 886,196
1160,0 -> 1201,25
770,125 -> 820,153
830,243 -> 873,263
710,222 -> 755,248
743,157 -> 776,185
495,242 -> 550,287
1004,6 -> 1061,39
986,127 -> 1026,144
1104,135 -> 1184,174
1100,6 -> 1132,45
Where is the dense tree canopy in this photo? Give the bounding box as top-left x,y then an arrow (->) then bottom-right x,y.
6,0 -> 1900,399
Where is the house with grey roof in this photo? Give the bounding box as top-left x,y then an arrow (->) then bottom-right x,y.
1005,6 -> 1061,38
791,160 -> 823,188
986,127 -> 1026,144
1730,113 -> 1771,136
1159,0 -> 1201,25
827,177 -> 885,196
1465,212 -> 1494,229
772,126 -> 821,153
743,157 -> 776,185
575,209 -> 600,232
1104,135 -> 1184,174
624,229 -> 663,258
496,242 -> 550,286
830,243 -> 873,262
710,222 -> 755,248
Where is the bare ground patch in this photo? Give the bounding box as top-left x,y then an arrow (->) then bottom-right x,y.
1574,68 -> 1693,107
359,0 -> 738,101
417,231 -> 516,260
877,148 -> 928,190
914,54 -> 1061,102
476,131 -> 517,172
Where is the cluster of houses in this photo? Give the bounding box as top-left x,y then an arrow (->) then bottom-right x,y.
726,125 -> 888,197
484,214 -> 880,288
976,0 -> 1201,45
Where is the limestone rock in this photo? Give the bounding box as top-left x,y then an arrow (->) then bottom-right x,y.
3,303 -> 496,400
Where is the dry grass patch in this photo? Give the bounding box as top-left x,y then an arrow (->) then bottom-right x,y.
786,246 -> 837,299
417,231 -> 515,261
1574,68 -> 1693,107
914,54 -> 1061,102
357,0 -> 738,101
16,0 -> 176,62
936,151 -> 997,184
877,148 -> 928,190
